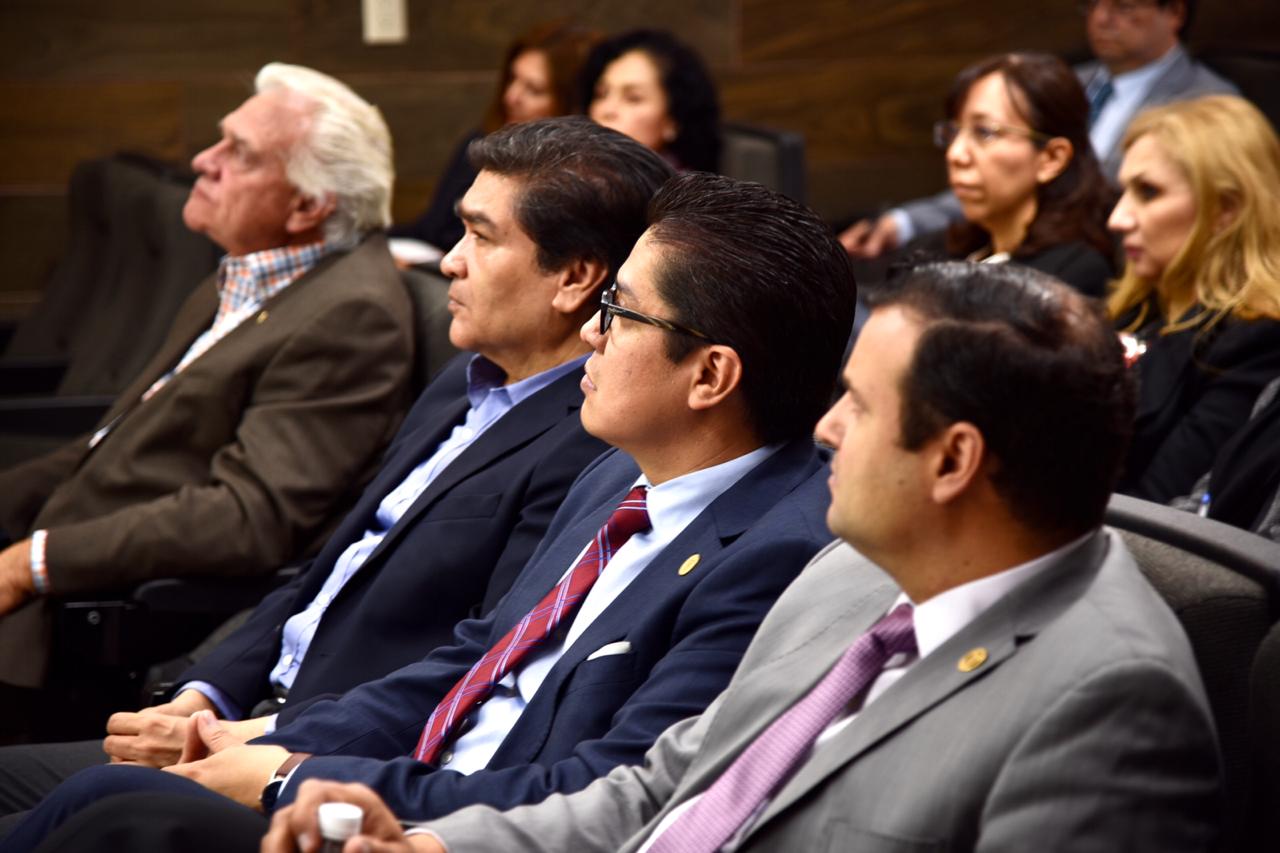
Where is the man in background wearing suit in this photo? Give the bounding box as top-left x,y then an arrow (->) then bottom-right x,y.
0,117 -> 669,829
264,261 -> 1218,852
0,64 -> 415,733
0,172 -> 858,853
842,0 -> 1237,257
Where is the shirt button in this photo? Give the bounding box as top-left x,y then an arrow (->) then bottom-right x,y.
281,654 -> 294,667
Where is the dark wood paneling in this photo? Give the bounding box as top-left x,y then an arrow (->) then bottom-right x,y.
741,0 -> 1084,64
1,0 -> 1277,312
0,0 -> 293,80
0,82 -> 184,184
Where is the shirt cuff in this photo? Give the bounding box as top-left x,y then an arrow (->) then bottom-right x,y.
178,681 -> 243,721
262,713 -> 278,734
30,530 -> 49,594
887,208 -> 915,246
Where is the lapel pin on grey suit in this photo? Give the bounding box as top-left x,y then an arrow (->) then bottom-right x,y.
957,647 -> 988,672
678,554 -> 701,576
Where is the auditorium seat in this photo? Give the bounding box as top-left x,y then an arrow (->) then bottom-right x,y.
1106,492 -> 1280,853
720,122 -> 807,204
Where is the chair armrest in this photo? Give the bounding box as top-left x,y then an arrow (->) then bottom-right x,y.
0,357 -> 69,397
0,395 -> 113,435
53,566 -> 301,669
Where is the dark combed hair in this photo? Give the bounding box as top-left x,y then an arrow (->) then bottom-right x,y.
945,52 -> 1117,264
867,261 -> 1135,538
646,172 -> 858,444
578,29 -> 722,172
468,116 -> 675,286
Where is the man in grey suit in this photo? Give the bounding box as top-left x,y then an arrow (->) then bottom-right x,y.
259,260 -> 1221,852
842,0 -> 1237,257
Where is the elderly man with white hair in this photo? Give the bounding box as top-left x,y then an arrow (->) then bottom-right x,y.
0,63 -> 415,727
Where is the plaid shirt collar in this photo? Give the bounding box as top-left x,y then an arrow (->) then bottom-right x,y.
215,240 -> 331,323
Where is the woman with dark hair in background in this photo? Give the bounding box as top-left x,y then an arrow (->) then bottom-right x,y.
1109,94 -> 1280,504
389,20 -> 599,263
936,51 -> 1117,296
580,29 -> 721,173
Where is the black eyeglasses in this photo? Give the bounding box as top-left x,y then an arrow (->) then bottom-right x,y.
599,284 -> 712,341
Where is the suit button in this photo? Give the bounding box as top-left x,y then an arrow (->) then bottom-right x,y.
440,749 -> 454,765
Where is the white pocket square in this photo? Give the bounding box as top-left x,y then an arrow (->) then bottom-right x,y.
586,640 -> 632,661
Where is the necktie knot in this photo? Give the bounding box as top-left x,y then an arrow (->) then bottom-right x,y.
868,602 -> 916,662
608,485 -> 651,543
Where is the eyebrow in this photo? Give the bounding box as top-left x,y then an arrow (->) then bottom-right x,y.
217,120 -> 258,155
454,202 -> 497,231
846,381 -> 869,411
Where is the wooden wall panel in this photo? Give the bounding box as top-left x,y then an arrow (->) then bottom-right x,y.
0,0 -> 294,80
741,0 -> 1083,63
0,0 -> 1276,305
0,83 -> 184,185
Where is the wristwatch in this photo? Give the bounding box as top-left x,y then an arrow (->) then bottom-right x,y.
260,752 -> 311,812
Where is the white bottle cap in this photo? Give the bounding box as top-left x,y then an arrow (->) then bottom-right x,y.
318,802 -> 364,841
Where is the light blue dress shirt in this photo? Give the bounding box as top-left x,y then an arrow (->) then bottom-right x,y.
182,353 -> 589,720
1087,44 -> 1182,167
441,443 -> 781,775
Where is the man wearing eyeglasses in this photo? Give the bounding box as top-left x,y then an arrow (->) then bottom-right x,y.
842,0 -> 1237,259
0,117 -> 657,831
0,172 -> 858,851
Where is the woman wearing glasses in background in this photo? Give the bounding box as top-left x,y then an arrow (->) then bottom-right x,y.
933,51 -> 1117,297
1109,95 -> 1280,504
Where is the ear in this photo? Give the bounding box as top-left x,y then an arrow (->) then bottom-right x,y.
1035,138 -> 1074,185
550,257 -> 610,317
1214,192 -> 1241,234
686,345 -> 744,414
285,192 -> 336,236
928,422 -> 986,506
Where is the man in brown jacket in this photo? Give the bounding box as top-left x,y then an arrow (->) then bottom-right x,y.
0,64 -> 414,713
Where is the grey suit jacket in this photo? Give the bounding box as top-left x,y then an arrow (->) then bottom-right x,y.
425,529 -> 1222,852
900,47 -> 1239,238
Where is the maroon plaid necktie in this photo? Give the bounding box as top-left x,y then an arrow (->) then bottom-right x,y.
413,485 -> 651,764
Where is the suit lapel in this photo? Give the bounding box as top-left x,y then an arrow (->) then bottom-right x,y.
351,368 -> 585,576
742,531 -> 1111,839
105,277 -> 219,418
503,440 -> 820,764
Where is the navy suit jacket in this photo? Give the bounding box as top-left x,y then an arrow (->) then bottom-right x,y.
253,439 -> 832,820
178,354 -> 607,719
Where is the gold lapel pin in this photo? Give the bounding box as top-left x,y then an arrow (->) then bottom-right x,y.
256,311 -> 269,324
678,554 -> 701,576
958,647 -> 988,673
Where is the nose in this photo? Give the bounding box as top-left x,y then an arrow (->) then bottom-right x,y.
590,95 -> 616,124
580,310 -> 605,351
813,397 -> 845,449
945,131 -> 971,169
440,239 -> 465,278
503,80 -> 522,111
1107,194 -> 1135,234
191,138 -> 223,176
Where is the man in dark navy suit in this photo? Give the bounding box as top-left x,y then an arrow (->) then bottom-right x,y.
0,117 -> 669,830
0,171 -> 859,852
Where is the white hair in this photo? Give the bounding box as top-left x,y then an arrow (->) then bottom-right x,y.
255,62 -> 393,248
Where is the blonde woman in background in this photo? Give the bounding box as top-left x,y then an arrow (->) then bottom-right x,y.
1110,94 -> 1280,502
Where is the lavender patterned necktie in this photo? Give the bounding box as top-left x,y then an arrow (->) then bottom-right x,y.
647,602 -> 916,853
